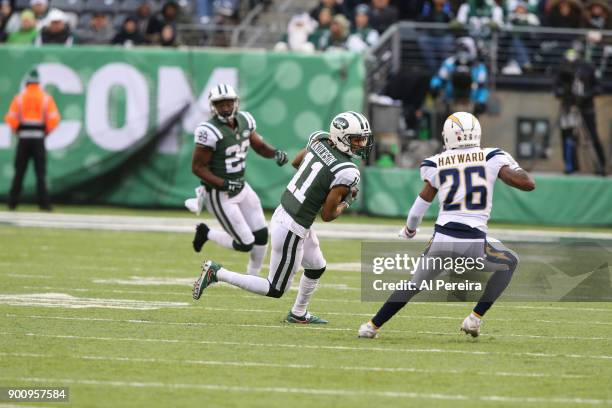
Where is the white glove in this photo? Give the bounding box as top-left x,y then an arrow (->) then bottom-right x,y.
398,225 -> 417,239
185,186 -> 206,215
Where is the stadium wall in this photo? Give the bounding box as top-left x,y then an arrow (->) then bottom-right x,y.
0,45 -> 365,208
0,46 -> 610,226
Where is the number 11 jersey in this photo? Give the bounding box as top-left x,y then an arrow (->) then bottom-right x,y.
281,131 -> 360,229
421,146 -> 521,232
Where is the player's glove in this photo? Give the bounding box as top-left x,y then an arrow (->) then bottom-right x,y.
341,187 -> 359,208
398,225 -> 417,239
221,179 -> 244,193
275,150 -> 288,166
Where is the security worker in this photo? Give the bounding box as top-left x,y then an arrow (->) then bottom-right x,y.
4,69 -> 60,210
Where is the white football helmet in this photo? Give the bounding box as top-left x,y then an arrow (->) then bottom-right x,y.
209,84 -> 239,123
442,112 -> 481,150
329,111 -> 373,160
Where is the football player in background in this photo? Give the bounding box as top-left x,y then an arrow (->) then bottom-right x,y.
190,84 -> 288,277
193,111 -> 372,324
358,112 -> 536,339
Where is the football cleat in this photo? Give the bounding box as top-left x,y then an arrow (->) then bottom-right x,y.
285,311 -> 328,324
358,321 -> 379,339
192,260 -> 220,300
460,313 -> 482,337
192,223 -> 210,253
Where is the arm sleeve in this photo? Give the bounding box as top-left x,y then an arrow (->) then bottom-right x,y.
194,124 -> 220,150
45,97 -> 61,133
4,97 -> 19,131
406,195 -> 432,231
331,167 -> 360,189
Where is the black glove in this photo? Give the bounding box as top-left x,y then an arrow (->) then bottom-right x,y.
274,149 -> 288,166
221,179 -> 244,193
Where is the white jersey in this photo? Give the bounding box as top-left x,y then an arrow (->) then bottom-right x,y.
420,147 -> 521,232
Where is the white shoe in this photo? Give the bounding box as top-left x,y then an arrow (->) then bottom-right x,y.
460,313 -> 482,337
358,321 -> 379,338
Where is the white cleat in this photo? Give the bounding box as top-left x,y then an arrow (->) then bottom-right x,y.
358,321 -> 379,339
460,313 -> 482,337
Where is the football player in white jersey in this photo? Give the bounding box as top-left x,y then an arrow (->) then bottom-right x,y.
358,112 -> 535,339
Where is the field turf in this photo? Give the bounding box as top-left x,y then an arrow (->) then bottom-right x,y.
1,225 -> 611,407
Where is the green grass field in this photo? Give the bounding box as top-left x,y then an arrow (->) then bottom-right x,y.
1,225 -> 611,407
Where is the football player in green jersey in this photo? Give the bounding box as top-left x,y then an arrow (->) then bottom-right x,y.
193,111 -> 373,324
190,84 -> 288,277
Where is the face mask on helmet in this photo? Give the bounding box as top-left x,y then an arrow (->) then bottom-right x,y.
347,133 -> 373,160
212,99 -> 237,121
209,84 -> 239,123
329,112 -> 373,161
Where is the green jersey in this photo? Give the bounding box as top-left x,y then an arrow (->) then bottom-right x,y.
281,131 -> 360,229
193,111 -> 257,189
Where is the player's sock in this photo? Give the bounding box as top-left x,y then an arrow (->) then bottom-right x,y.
247,244 -> 267,276
216,268 -> 270,295
208,229 -> 234,249
474,256 -> 517,317
291,274 -> 319,316
371,287 -> 420,328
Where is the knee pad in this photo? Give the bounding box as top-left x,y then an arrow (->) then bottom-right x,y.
232,241 -> 254,252
253,227 -> 268,246
304,266 -> 326,280
266,286 -> 284,298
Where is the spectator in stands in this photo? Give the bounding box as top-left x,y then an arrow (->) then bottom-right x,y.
35,8 -> 73,46
347,4 -> 379,52
113,16 -> 147,46
5,0 -> 48,34
456,0 -> 504,35
196,0 -> 212,24
583,0 -> 611,30
0,0 -> 13,42
77,12 -> 114,44
546,0 -> 583,28
160,23 -> 178,46
308,7 -> 332,49
430,37 -> 489,114
554,48 -> 606,175
503,0 -> 539,74
7,9 -> 38,44
417,0 -> 455,71
135,1 -> 152,35
317,13 -> 350,51
369,0 -> 399,34
274,13 -> 317,52
146,1 -> 180,44
310,0 -> 344,21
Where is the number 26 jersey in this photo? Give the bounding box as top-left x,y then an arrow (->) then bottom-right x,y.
421,146 -> 521,232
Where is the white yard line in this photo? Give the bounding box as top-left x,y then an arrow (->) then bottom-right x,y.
1,212 -> 611,242
0,352 -> 587,379
11,282 -> 612,314
2,332 -> 611,361
0,376 -> 609,405
7,313 -> 610,342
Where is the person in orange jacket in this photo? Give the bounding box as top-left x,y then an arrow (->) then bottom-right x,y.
5,68 -> 60,210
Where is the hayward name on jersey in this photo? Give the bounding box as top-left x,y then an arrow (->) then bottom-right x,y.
193,111 -> 257,187
421,147 -> 520,232
281,131 -> 360,230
